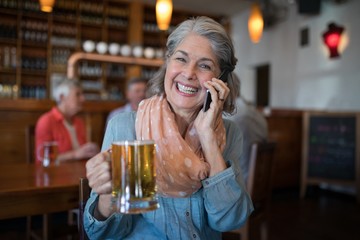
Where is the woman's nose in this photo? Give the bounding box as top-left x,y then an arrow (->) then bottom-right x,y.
182,64 -> 197,80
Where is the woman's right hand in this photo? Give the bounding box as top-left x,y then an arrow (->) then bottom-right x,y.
86,150 -> 114,219
75,142 -> 100,160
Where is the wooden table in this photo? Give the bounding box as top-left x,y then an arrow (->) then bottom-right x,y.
0,160 -> 87,220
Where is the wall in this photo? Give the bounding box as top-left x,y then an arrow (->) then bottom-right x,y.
231,0 -> 360,111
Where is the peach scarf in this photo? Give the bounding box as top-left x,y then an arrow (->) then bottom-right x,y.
135,95 -> 226,197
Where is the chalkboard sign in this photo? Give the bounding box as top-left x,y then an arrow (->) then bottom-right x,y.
300,111 -> 360,203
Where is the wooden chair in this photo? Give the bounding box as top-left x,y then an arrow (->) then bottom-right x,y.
25,124 -> 35,164
79,178 -> 91,240
25,124 -> 44,240
228,141 -> 276,240
25,124 -> 52,240
25,124 -> 78,239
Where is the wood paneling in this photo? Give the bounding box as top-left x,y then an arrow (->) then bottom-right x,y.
0,127 -> 27,164
266,109 -> 303,189
0,99 -> 123,164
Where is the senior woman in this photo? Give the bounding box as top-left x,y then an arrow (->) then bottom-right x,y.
84,16 -> 253,239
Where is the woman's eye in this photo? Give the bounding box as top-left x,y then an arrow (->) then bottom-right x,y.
199,64 -> 211,70
175,57 -> 186,62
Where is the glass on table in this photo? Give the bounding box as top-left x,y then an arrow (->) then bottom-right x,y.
37,141 -> 59,167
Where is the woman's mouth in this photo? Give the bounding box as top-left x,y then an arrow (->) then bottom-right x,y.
176,82 -> 199,95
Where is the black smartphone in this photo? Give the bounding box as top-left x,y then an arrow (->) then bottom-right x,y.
202,71 -> 228,112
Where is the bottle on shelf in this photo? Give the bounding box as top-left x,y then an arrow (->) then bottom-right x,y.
0,23 -> 17,39
52,48 -> 71,65
10,47 -> 16,69
12,84 -> 19,99
3,46 -> 10,69
0,79 -> 16,99
21,56 -> 47,70
0,47 -> 2,69
20,83 -> 46,99
0,0 -> 18,9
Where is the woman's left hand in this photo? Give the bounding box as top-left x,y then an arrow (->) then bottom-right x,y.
194,77 -> 229,176
195,77 -> 229,134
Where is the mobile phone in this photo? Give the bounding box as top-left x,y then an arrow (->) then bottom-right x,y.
202,71 -> 228,112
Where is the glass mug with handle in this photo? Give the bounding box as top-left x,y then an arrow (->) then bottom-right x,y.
37,141 -> 59,167
111,140 -> 159,214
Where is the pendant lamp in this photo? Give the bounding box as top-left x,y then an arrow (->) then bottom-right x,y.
156,0 -> 173,31
39,0 -> 55,12
248,3 -> 264,43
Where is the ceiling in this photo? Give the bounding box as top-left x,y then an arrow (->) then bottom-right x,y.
140,0 -> 251,16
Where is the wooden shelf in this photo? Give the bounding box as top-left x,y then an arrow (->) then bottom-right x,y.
0,8 -> 17,15
0,69 -> 17,74
0,98 -> 124,113
21,69 -> 47,76
0,38 -> 17,45
80,21 -> 103,28
0,0 -> 227,100
21,41 -> 48,48
67,52 -> 164,78
21,12 -> 49,20
106,24 -> 128,31
51,64 -> 67,72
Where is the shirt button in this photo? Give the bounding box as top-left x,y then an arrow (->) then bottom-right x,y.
193,234 -> 197,238
205,180 -> 209,185
186,211 -> 190,216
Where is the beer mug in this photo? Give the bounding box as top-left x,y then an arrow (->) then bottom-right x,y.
37,141 -> 58,167
111,140 -> 159,214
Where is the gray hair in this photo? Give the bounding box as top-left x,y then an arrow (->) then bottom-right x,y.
53,78 -> 81,104
147,16 -> 239,114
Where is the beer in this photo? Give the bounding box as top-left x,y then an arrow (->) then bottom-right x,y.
111,140 -> 159,213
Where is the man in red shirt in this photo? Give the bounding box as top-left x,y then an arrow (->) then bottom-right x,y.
35,78 -> 99,164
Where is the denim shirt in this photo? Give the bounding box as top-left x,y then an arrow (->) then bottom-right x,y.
84,112 -> 254,240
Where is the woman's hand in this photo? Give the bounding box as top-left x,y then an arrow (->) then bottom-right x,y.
75,142 -> 100,159
195,77 -> 229,135
86,150 -> 114,219
194,77 -> 229,176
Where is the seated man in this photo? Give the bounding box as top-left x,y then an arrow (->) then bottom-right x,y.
35,78 -> 99,164
106,77 -> 147,124
224,74 -> 268,183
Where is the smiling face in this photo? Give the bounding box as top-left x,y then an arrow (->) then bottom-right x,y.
164,33 -> 221,118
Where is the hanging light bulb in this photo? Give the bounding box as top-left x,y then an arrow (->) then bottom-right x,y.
248,3 -> 264,43
39,0 -> 55,12
156,0 -> 173,31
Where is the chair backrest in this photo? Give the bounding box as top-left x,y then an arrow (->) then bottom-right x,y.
225,141 -> 276,240
247,141 -> 276,212
79,177 -> 91,240
25,125 -> 35,164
